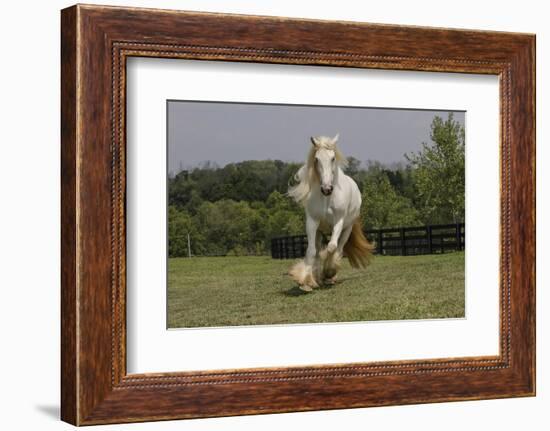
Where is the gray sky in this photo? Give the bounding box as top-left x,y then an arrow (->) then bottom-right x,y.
168,101 -> 465,173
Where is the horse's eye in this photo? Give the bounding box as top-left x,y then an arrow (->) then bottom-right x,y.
331,157 -> 335,162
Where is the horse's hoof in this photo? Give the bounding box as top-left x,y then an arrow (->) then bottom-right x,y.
299,285 -> 313,292
325,277 -> 336,285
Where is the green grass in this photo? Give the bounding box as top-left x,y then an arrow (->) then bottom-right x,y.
167,252 -> 465,328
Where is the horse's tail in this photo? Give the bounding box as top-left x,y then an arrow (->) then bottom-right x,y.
343,218 -> 374,269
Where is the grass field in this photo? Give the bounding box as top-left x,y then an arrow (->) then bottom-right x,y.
167,252 -> 465,328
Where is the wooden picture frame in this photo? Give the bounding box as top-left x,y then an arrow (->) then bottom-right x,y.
61,4 -> 535,425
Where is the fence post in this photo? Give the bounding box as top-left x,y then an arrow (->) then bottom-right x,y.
377,230 -> 383,255
427,225 -> 433,254
400,227 -> 406,256
456,222 -> 462,251
289,237 -> 293,258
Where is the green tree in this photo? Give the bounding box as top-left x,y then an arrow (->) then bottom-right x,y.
194,199 -> 267,255
168,171 -> 197,210
406,114 -> 465,224
361,171 -> 421,229
265,190 -> 304,249
168,206 -> 204,257
344,156 -> 363,186
266,190 -> 289,210
267,209 -> 303,238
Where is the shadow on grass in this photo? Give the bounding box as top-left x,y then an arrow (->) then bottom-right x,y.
318,282 -> 337,290
283,286 -> 310,296
283,282 -> 337,296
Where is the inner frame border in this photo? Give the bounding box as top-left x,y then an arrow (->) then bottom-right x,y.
112,42 -> 511,388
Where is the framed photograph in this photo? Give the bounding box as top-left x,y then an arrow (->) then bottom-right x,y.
61,4 -> 535,425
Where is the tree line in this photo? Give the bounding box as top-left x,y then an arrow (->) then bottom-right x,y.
169,114 -> 465,257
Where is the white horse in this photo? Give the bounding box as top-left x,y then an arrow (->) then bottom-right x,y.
288,134 -> 374,291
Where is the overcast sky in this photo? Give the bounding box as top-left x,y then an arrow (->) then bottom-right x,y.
167,101 -> 465,174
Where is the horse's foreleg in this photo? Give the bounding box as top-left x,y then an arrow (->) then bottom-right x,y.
289,215 -> 320,291
321,220 -> 350,284
304,215 -> 321,289
312,230 -> 324,283
305,215 -> 320,266
315,230 -> 323,256
326,218 -> 344,254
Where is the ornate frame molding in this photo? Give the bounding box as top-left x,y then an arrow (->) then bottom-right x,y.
61,5 -> 535,425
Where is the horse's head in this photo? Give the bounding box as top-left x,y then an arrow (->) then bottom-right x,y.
311,134 -> 341,196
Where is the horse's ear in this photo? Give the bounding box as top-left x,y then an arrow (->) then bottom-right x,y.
311,136 -> 320,147
332,133 -> 340,143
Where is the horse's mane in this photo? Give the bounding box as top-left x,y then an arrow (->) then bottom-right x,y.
288,136 -> 347,205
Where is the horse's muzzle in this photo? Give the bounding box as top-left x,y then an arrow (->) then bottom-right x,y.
321,185 -> 333,196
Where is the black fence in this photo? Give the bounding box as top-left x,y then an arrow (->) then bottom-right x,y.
271,223 -> 465,259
